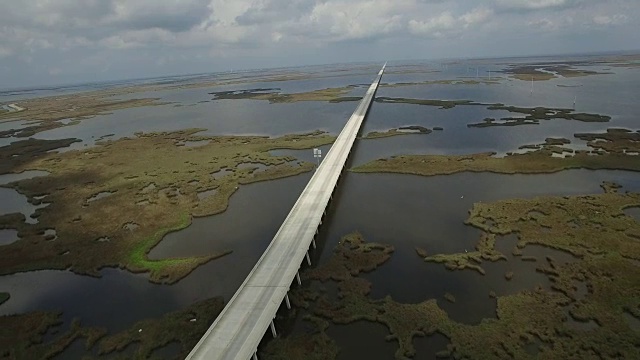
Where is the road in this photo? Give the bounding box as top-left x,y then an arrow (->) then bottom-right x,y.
187,64 -> 386,360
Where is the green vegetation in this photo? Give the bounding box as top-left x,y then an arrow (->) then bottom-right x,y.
272,209 -> 640,359
352,150 -> 640,177
0,129 -> 335,283
421,233 -> 506,275
0,312 -> 105,359
0,297 -> 223,359
210,86 -> 358,103
376,97 -> 610,125
352,130 -> 640,177
380,79 -> 499,88
363,126 -> 432,139
500,64 -> 611,81
575,128 -> 640,153
0,95 -> 164,138
376,97 -> 476,109
98,297 -> 224,359
261,316 -> 339,360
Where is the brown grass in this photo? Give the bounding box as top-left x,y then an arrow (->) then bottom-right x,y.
0,129 -> 335,283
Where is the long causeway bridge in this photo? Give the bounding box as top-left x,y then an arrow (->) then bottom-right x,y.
187,64 -> 386,359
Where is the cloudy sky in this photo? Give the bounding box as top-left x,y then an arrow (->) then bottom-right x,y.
0,0 -> 638,88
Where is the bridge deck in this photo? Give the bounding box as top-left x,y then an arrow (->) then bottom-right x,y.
187,64 -> 385,360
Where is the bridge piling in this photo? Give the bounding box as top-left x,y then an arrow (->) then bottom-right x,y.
285,293 -> 291,309
186,63 -> 386,360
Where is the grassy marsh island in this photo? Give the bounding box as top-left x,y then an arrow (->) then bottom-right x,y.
352,130 -> 640,177
210,86 -> 362,103
98,297 -> 224,359
0,312 -> 106,359
0,129 -> 335,283
376,96 -> 611,125
0,297 -> 224,359
363,126 -> 433,139
0,92 -> 166,138
267,217 -> 640,359
380,79 -> 500,88
500,64 -> 611,81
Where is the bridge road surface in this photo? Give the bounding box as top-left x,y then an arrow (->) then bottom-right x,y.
187,64 -> 386,360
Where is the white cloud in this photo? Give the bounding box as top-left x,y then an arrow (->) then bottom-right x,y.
528,18 -> 558,30
0,0 -> 638,88
593,14 -> 628,26
409,12 -> 457,37
460,8 -> 494,28
409,8 -> 493,37
495,0 -> 575,11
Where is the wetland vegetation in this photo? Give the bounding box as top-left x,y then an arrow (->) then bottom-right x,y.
0,297 -> 224,360
363,126 -> 432,139
210,87 -> 361,103
500,63 -> 612,81
0,129 -> 335,283
267,188 -> 640,359
353,129 -> 639,176
2,55 -> 639,359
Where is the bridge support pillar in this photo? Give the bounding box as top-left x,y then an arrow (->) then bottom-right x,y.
253,352 -> 258,360
270,320 -> 277,338
285,294 -> 291,309
312,239 -> 316,249
305,251 -> 311,266
296,272 -> 301,285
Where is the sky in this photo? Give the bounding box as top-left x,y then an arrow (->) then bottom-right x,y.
0,0 -> 638,88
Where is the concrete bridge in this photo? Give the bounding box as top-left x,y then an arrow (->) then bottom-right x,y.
187,64 -> 386,360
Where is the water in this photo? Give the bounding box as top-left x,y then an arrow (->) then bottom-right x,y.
0,187 -> 48,224
1,55 -> 639,358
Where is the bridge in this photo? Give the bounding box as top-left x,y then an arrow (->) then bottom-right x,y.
187,64 -> 386,360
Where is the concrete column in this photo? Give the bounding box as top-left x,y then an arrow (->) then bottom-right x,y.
305,251 -> 311,266
312,238 -> 316,249
253,352 -> 258,360
270,320 -> 277,338
296,272 -> 301,285
285,294 -> 291,309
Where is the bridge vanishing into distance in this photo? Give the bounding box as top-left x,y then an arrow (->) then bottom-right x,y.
187,64 -> 386,360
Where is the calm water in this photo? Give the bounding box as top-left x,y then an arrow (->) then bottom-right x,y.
0,55 -> 639,359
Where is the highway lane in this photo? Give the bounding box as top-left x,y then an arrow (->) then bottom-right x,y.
187,64 -> 385,360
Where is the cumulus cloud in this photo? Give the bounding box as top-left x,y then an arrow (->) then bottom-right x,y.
408,8 -> 492,37
0,0 -> 637,88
